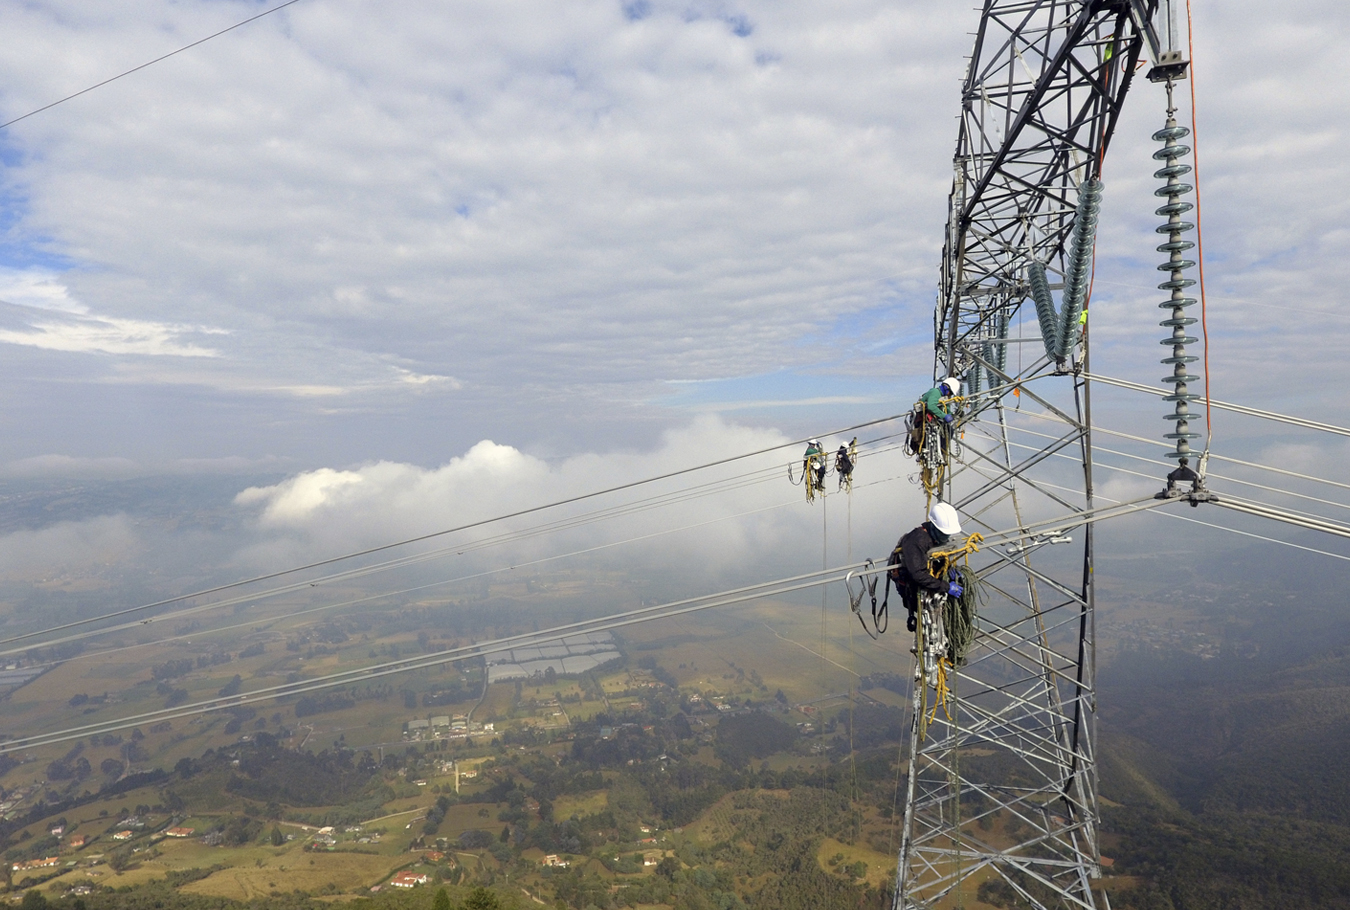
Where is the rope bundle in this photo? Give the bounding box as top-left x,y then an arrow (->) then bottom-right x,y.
944,564 -> 981,666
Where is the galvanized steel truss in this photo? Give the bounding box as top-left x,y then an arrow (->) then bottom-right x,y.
897,2 -> 1166,909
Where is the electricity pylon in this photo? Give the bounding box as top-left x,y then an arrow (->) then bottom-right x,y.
896,2 -> 1184,908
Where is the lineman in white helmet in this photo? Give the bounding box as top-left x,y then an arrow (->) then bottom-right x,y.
921,377 -> 962,422
913,376 -> 963,461
889,502 -> 965,631
802,439 -> 827,495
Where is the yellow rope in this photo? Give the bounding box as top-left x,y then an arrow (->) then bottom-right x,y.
930,533 -> 983,578
928,657 -> 955,725
916,534 -> 983,731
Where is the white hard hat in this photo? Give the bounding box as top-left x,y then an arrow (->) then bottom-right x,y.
928,502 -> 962,536
809,439 -> 821,447
940,377 -> 962,396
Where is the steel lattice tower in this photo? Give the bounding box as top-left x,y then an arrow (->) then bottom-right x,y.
896,2 -> 1181,908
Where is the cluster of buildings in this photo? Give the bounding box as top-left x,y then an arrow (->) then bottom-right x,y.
307,824 -> 381,848
10,856 -> 60,873
389,870 -> 430,888
403,715 -> 495,742
685,693 -> 736,714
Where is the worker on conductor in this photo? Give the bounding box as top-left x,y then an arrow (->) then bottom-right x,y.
893,502 -> 965,632
834,442 -> 854,486
802,439 -> 826,491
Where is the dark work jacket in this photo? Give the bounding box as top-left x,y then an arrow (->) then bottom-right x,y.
896,523 -> 947,596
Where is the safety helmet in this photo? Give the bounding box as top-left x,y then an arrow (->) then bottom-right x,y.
928,502 -> 962,536
809,439 -> 821,448
940,377 -> 962,397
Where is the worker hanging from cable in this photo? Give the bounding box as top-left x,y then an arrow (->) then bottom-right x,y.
800,438 -> 827,503
834,437 -> 857,492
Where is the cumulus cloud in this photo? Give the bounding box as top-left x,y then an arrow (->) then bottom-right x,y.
231,415 -> 926,583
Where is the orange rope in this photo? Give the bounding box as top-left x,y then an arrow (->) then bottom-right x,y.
1185,0 -> 1212,450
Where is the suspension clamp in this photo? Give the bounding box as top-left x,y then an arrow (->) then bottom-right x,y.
1147,51 -> 1189,84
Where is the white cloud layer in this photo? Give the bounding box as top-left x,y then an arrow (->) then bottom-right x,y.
231,415 -> 925,580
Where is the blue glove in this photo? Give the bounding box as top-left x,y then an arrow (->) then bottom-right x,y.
948,582 -> 964,598
943,414 -> 953,424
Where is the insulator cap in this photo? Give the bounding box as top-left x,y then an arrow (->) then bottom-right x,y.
1153,144 -> 1192,161
1165,431 -> 1202,440
1154,163 -> 1192,179
1156,201 -> 1195,217
1156,221 -> 1195,234
1158,260 -> 1197,271
1160,335 -> 1199,345
1161,354 -> 1199,364
1154,184 -> 1194,197
1160,316 -> 1198,327
1158,277 -> 1197,291
1156,239 -> 1195,253
1158,297 -> 1197,308
1153,125 -> 1191,141
1162,373 -> 1200,383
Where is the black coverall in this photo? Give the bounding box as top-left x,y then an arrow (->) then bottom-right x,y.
893,522 -> 949,629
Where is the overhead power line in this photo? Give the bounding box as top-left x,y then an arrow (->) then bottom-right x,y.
1004,423 -> 1350,519
1087,373 -> 1350,440
0,562 -> 863,754
0,0 -> 308,131
13,459 -> 909,662
10,444 -> 1346,753
1214,496 -> 1350,541
0,488 -> 1217,754
1018,409 -> 1350,494
0,413 -> 900,649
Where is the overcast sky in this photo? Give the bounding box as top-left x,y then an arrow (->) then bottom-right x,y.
0,0 -> 1347,594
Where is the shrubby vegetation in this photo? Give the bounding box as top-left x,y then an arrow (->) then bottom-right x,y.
218,735 -> 385,807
